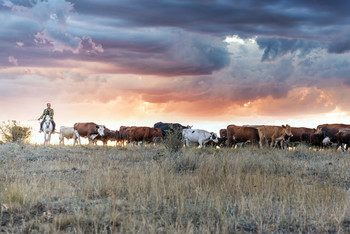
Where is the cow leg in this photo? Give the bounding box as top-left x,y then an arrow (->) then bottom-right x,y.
230,137 -> 238,148
226,138 -> 232,148
273,140 -> 279,148
89,134 -> 98,145
341,143 -> 346,152
279,140 -> 284,149
198,140 -> 203,148
259,139 -> 263,148
336,142 -> 342,152
74,130 -> 80,145
60,135 -> 65,146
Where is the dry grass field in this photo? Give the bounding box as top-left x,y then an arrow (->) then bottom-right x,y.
1,143 -> 350,233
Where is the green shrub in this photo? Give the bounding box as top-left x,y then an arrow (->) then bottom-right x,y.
162,127 -> 183,152
0,120 -> 31,143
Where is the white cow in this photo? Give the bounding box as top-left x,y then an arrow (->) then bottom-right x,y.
182,129 -> 219,148
59,126 -> 79,145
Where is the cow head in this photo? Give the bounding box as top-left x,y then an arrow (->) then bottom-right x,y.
312,128 -> 322,134
150,128 -> 163,143
153,136 -> 162,143
282,124 -> 293,137
316,127 -> 327,137
210,132 -> 219,143
153,128 -> 163,137
97,125 -> 105,136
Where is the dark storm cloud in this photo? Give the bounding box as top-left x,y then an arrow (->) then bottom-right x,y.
328,38 -> 350,54
256,38 -> 321,62
3,0 -> 350,74
67,0 -> 350,66
68,0 -> 350,37
2,0 -> 350,118
100,33 -> 230,76
1,0 -> 233,75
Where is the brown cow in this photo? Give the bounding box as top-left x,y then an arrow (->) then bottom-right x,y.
74,122 -> 105,144
257,125 -> 293,148
291,127 -> 319,142
298,127 -> 328,147
284,127 -> 320,147
126,127 -> 163,144
226,125 -> 259,147
306,132 -> 327,147
219,129 -> 227,138
119,126 -> 132,142
335,129 -> 350,152
213,129 -> 227,147
93,127 -> 120,145
317,124 -> 350,142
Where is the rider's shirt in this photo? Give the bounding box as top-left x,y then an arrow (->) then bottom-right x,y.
39,108 -> 54,120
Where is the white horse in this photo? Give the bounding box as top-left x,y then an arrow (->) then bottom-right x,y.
42,115 -> 53,145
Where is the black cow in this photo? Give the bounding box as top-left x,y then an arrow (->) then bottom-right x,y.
154,122 -> 191,137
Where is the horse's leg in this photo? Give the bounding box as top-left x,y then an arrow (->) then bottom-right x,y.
44,132 -> 47,145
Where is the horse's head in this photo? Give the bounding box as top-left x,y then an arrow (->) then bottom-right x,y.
43,115 -> 52,131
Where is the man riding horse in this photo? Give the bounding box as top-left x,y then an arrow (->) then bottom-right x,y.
38,103 -> 56,133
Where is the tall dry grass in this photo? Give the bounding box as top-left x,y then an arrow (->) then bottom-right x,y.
0,143 -> 350,233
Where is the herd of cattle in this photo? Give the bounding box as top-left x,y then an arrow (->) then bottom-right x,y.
57,122 -> 350,151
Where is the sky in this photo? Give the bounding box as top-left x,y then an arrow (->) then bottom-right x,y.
2,0 -> 350,143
